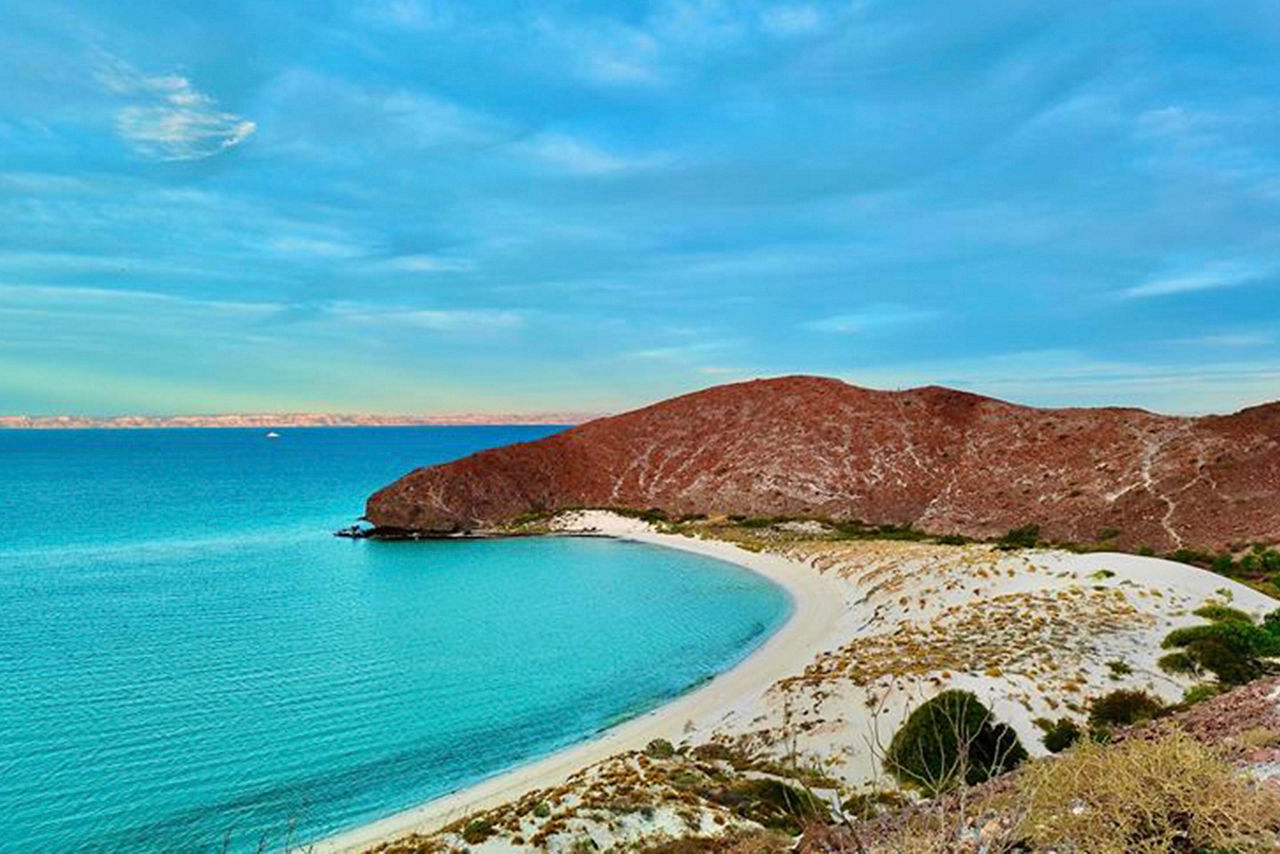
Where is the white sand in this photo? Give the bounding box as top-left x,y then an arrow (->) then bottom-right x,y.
314,512 -> 849,853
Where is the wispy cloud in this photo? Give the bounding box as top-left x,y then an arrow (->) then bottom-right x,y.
804,304 -> 939,334
98,54 -> 255,162
759,4 -> 824,37
355,0 -> 453,30
1118,262 -> 1268,299
515,132 -> 667,175
378,254 -> 473,272
1172,332 -> 1273,348
267,236 -> 365,258
324,302 -> 524,333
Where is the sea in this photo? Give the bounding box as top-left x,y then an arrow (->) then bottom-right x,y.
0,426 -> 791,852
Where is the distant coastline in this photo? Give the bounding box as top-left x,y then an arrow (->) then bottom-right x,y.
0,413 -> 599,429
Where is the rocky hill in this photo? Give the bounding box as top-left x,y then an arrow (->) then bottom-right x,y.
364,376 -> 1280,550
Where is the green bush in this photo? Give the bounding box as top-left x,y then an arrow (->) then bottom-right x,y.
1157,651 -> 1197,676
1087,689 -> 1163,729
1211,552 -> 1236,574
724,778 -> 823,834
997,525 -> 1040,550
1192,603 -> 1253,624
462,818 -> 495,844
885,690 -> 1027,794
644,738 -> 676,759
1181,683 -> 1223,705
1040,717 -> 1083,753
1161,617 -> 1280,686
1105,659 -> 1132,679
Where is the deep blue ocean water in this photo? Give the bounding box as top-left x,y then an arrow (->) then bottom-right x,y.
0,427 -> 791,852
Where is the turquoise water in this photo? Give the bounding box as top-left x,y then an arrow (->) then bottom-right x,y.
0,428 -> 791,852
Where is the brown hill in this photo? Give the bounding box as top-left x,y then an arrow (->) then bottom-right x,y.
364,375 -> 1280,551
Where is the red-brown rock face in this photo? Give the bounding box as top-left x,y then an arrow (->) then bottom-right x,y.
365,376 -> 1280,551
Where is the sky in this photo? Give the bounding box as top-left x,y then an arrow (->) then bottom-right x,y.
2,1 -> 1280,416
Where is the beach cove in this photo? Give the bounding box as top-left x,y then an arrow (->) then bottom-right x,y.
335,511 -> 1280,853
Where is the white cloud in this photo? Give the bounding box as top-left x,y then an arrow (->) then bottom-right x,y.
356,0 -> 453,29
268,236 -> 365,258
515,132 -> 666,175
324,302 -> 524,333
759,4 -> 824,36
1173,332 -> 1273,348
838,348 -> 1280,415
534,16 -> 663,87
379,254 -> 473,272
98,55 -> 255,161
1118,262 -> 1268,299
804,304 -> 938,333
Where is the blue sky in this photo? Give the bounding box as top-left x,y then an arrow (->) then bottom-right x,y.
3,1 -> 1280,415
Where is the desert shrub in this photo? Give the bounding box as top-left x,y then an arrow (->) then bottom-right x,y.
1087,689 -> 1163,729
1193,603 -> 1254,623
1137,544 -> 1156,556
723,778 -> 823,834
1170,547 -> 1216,567
1105,659 -> 1132,679
1097,527 -> 1121,541
1162,618 -> 1280,686
997,525 -> 1040,550
840,789 -> 910,820
1158,650 -> 1197,676
634,829 -> 791,854
1264,608 -> 1280,636
1039,717 -> 1082,753
1017,732 -> 1280,854
1182,683 -> 1224,705
1212,552 -> 1236,574
885,690 -> 1026,794
461,818 -> 494,844
644,738 -> 676,759
935,534 -> 971,546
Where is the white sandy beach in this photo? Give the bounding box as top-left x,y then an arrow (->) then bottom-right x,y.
317,513 -> 1278,853
315,512 -> 849,853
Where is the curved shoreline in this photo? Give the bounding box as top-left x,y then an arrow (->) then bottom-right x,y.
314,515 -> 846,853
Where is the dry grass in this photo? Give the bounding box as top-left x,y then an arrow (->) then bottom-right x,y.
1017,732 -> 1280,854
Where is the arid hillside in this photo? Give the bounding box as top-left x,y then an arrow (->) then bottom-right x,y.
365,376 -> 1280,550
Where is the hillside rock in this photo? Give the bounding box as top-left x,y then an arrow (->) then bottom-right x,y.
365,375 -> 1280,550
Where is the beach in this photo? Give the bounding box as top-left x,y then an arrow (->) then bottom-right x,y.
318,512 -> 1278,853
315,511 -> 850,852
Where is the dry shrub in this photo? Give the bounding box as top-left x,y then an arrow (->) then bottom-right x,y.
636,829 -> 791,854
1017,732 -> 1280,854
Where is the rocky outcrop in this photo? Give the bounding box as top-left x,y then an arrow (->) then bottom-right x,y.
365,375 -> 1280,550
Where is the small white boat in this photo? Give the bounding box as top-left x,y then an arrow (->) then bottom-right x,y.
265,431 -> 280,439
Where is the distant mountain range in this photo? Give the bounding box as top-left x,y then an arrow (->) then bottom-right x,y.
366,375 -> 1280,551
0,413 -> 595,429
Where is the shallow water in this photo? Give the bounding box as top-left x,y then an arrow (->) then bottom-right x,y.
0,427 -> 791,852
